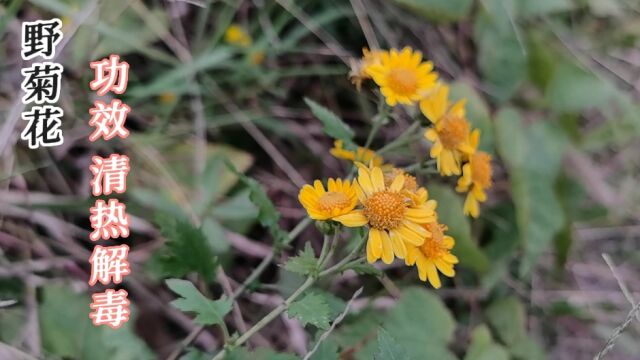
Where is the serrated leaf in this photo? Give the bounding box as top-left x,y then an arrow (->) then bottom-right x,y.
429,184 -> 490,274
495,108 -> 567,274
166,279 -> 232,326
375,328 -> 411,360
486,297 -> 526,346
227,161 -> 288,245
304,98 -> 355,147
391,0 -> 472,23
284,242 -> 318,275
156,216 -> 218,281
288,293 -> 331,329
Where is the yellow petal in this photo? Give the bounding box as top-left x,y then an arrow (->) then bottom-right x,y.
389,230 -> 407,259
369,228 -> 383,259
426,262 -> 441,288
371,166 -> 385,192
389,173 -> 405,192
357,166 -> 374,196
380,231 -> 394,264
435,259 -> 455,277
334,210 -> 368,227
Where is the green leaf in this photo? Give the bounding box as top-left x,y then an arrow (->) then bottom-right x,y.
284,242 -> 318,275
510,337 -> 547,360
287,293 -> 331,329
495,108 -> 567,274
429,184 -> 490,274
227,161 -> 288,245
383,287 -> 457,360
517,0 -> 573,18
39,285 -> 154,360
486,297 -> 526,346
156,216 -> 218,282
475,0 -> 527,102
166,279 -> 232,326
545,62 -> 620,113
464,325 -> 510,360
375,328 -> 411,360
390,0 -> 473,23
304,98 -> 355,147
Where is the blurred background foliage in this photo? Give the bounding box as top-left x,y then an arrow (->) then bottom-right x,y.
1,0 -> 640,359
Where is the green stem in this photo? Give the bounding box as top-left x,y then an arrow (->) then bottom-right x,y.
212,276 -> 316,360
231,217 -> 312,300
377,121 -> 421,155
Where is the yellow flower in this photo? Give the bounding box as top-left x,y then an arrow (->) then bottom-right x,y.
406,222 -> 458,289
457,145 -> 493,218
383,167 -> 418,193
422,86 -> 476,176
298,178 -> 359,221
332,163 -> 437,264
349,48 -> 385,91
225,24 -> 252,48
330,140 -> 384,167
366,47 -> 438,106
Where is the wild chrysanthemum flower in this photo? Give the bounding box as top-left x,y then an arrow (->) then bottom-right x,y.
330,140 -> 385,167
224,24 -> 252,48
422,86 -> 475,176
366,47 -> 438,106
349,48 -> 385,91
333,163 -> 437,264
456,134 -> 492,218
383,167 -> 418,193
406,222 -> 458,288
298,178 -> 358,221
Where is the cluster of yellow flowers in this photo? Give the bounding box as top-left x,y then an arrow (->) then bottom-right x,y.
299,164 -> 457,288
224,24 -> 265,65
297,47 -> 494,288
351,47 -> 493,218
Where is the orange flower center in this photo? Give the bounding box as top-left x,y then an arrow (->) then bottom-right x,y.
318,191 -> 351,212
438,116 -> 470,149
471,152 -> 493,188
363,190 -> 405,230
420,223 -> 448,260
386,68 -> 418,96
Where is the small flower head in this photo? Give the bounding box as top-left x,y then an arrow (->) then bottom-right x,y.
225,24 -> 252,48
349,48 -> 385,91
299,178 -> 358,221
366,47 -> 438,106
384,168 -> 418,193
406,222 -> 458,288
423,99 -> 475,176
457,146 -> 493,218
332,163 -> 437,264
330,140 -> 385,167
